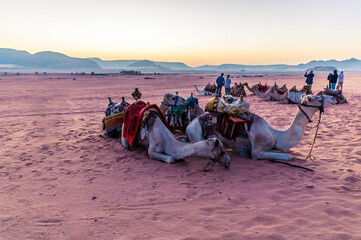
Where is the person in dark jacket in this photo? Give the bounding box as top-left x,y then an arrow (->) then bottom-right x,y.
304,70 -> 314,90
215,73 -> 225,97
330,70 -> 338,90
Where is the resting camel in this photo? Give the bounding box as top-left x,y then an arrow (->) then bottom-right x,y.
230,82 -> 246,97
252,83 -> 288,101
186,95 -> 337,160
162,93 -> 205,131
158,93 -> 187,115
121,110 -> 231,168
193,83 -> 216,96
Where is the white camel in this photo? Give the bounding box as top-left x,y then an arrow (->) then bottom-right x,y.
252,84 -> 288,101
158,93 -> 186,115
193,84 -> 216,96
121,112 -> 231,168
187,95 -> 337,160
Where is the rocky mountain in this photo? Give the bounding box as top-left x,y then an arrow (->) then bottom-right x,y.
1,48 -> 360,71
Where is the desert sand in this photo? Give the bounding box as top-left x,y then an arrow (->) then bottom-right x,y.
0,73 -> 361,240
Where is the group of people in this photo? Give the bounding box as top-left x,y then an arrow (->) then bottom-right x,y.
216,73 -> 232,96
304,70 -> 344,91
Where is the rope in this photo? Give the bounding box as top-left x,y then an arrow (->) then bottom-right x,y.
305,110 -> 323,161
203,159 -> 216,172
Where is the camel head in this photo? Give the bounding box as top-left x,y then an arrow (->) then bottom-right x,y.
206,138 -> 231,168
301,94 -> 337,108
162,93 -> 186,106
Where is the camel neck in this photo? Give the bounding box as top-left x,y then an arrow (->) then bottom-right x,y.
158,102 -> 169,115
274,106 -> 319,151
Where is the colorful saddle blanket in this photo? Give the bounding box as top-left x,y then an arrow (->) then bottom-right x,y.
103,101 -> 129,136
123,101 -> 168,148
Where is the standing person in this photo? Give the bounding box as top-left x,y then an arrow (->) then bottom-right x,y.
304,70 -> 314,90
225,74 -> 231,95
338,71 -> 344,91
330,70 -> 338,90
216,73 -> 225,97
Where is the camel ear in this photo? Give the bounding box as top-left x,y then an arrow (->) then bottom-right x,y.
306,95 -> 313,102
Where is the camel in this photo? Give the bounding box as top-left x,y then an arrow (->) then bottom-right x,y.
230,82 -> 246,97
121,110 -> 231,168
252,83 -> 288,102
186,95 -> 337,160
193,83 -> 217,96
158,93 -> 187,115
164,93 -> 205,131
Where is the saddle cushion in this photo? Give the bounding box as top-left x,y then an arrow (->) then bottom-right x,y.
103,102 -> 129,135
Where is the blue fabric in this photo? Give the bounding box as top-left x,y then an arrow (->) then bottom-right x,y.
225,88 -> 231,95
304,73 -> 314,84
216,76 -> 225,86
225,78 -> 231,88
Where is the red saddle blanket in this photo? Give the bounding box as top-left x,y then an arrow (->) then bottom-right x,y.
123,101 -> 168,148
217,113 -> 252,140
258,84 -> 269,92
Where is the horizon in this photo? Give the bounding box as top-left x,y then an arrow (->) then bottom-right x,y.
1,0 -> 361,67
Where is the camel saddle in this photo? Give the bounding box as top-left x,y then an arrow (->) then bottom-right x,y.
123,101 -> 168,148
216,113 -> 253,140
205,83 -> 216,92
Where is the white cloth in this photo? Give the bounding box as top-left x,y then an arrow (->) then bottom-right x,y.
338,72 -> 344,82
287,91 -> 306,104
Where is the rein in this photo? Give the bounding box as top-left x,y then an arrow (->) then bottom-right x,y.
298,96 -> 325,160
203,149 -> 226,172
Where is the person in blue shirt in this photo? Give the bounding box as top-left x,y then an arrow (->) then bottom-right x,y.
224,74 -> 231,95
304,70 -> 314,91
216,73 -> 225,96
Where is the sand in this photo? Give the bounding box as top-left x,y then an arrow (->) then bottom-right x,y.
0,73 -> 361,240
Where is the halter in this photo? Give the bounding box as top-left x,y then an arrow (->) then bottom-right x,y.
297,95 -> 325,160
297,95 -> 324,123
161,95 -> 179,107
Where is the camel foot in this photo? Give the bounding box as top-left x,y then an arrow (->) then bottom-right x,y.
252,151 -> 292,161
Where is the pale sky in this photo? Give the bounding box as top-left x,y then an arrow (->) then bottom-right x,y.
1,0 -> 360,66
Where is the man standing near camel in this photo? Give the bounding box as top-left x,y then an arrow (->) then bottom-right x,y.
304,70 -> 314,90
216,73 -> 225,96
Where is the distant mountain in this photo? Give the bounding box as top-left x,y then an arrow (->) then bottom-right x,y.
20,51 -> 100,69
88,58 -> 138,69
307,66 -> 337,72
0,48 -> 100,69
297,58 -> 361,70
1,48 -> 360,71
155,61 -> 191,70
128,60 -> 169,71
0,48 -> 31,64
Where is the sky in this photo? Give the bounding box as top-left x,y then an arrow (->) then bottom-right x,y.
1,0 -> 361,66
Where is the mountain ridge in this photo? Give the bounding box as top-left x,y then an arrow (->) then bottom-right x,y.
1,48 -> 360,71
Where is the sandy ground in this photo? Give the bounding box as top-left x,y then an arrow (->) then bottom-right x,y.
0,73 -> 361,240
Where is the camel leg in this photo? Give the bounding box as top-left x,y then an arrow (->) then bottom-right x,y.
186,119 -> 204,142
148,151 -> 176,164
121,125 -> 130,149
